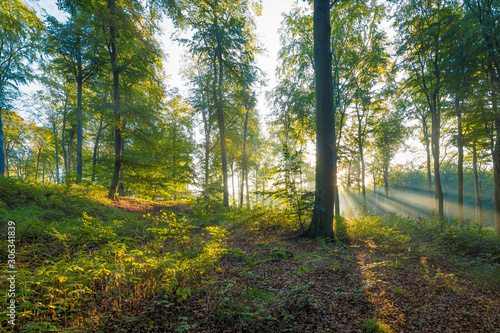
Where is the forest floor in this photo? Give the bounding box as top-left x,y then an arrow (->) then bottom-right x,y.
1,180 -> 499,333
101,199 -> 500,333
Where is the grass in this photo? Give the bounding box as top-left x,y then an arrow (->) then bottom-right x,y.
345,211 -> 500,288
0,178 -> 229,331
1,178 -> 499,331
360,318 -> 393,333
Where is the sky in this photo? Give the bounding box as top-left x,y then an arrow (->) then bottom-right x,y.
157,0 -> 309,120
25,0 -> 415,167
28,0 -> 307,117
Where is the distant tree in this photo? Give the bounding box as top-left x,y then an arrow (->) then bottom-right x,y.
44,3 -> 101,184
395,0 -> 456,217
0,0 -> 42,176
463,0 -> 500,234
372,108 -> 407,199
182,0 -> 260,206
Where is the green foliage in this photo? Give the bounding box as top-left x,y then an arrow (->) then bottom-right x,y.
0,180 -> 228,331
360,318 -> 393,333
262,146 -> 314,232
347,212 -> 500,261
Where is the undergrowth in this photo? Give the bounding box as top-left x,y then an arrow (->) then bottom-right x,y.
0,179 -> 229,331
346,211 -> 500,286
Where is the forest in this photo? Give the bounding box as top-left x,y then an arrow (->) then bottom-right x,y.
0,0 -> 499,332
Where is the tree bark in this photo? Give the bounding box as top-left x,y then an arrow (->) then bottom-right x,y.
68,129 -> 75,177
61,105 -> 68,178
455,97 -> 464,223
76,43 -> 84,185
92,115 -> 106,182
305,0 -> 335,238
214,34 -> 229,207
0,109 -> 5,176
472,142 -> 483,226
492,88 -> 500,235
430,100 -> 444,216
203,107 -> 211,194
422,115 -> 433,209
240,108 -> 249,208
51,118 -> 59,184
35,147 -> 42,182
107,0 -> 123,201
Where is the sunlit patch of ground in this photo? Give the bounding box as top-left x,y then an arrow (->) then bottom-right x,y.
355,244 -> 500,332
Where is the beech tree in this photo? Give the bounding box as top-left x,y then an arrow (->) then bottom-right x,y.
305,0 -> 335,238
395,0 -> 455,217
0,0 -> 42,176
45,3 -> 100,184
182,0 -> 260,207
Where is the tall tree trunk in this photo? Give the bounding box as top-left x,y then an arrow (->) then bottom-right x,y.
4,144 -> 9,177
430,100 -> 444,216
359,140 -> 366,211
346,159 -> 352,194
35,147 -> 42,182
42,160 -> 46,183
231,161 -> 235,205
492,88 -> 500,235
455,97 -> 464,223
172,124 -> 177,201
61,106 -> 68,178
92,115 -> 106,182
68,129 -> 75,178
423,116 -> 433,210
355,102 -> 366,211
214,38 -> 229,207
246,167 -> 249,209
306,0 -> 335,238
203,108 -> 211,194
108,0 -> 122,201
0,109 -> 5,176
383,157 -> 389,199
76,45 -> 84,185
472,142 -> 483,226
52,120 -> 59,184
240,108 -> 249,208
118,139 -> 125,196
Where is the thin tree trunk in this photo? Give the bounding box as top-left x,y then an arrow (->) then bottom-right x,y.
92,116 -> 107,182
472,142 -> 484,226
61,106 -> 68,178
214,37 -> 229,207
456,97 -> 464,223
42,160 -> 46,183
76,46 -> 84,185
492,88 -> 500,235
423,116 -> 433,210
359,141 -> 366,211
35,147 -> 42,182
240,108 -> 249,208
383,156 -> 389,199
107,0 -> 122,201
118,139 -> 125,196
52,119 -> 59,184
68,129 -> 75,178
203,109 -> 211,193
431,100 -> 444,216
231,161 -> 235,205
0,109 -> 5,176
4,144 -> 9,177
246,165 -> 249,209
346,159 -> 351,194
